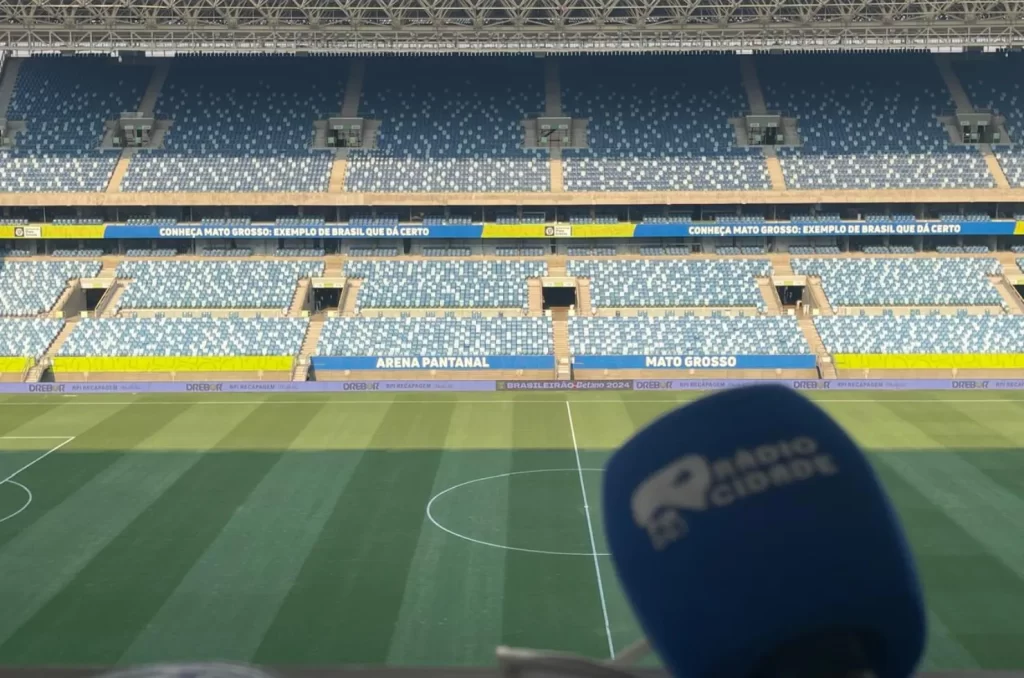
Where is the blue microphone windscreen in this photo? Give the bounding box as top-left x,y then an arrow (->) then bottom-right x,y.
603,385 -> 925,678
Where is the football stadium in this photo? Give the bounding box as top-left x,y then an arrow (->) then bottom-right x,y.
1,1 -> 1024,675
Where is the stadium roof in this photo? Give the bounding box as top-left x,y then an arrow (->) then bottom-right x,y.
0,0 -> 1021,54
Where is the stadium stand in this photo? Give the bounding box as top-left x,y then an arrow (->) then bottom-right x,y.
122,57 -> 343,192
317,316 -> 553,357
570,315 -> 810,356
59,317 -> 308,357
953,53 -> 1024,188
0,57 -> 150,192
345,57 -> 549,192
0,260 -> 100,316
495,247 -> 546,256
640,246 -> 690,256
51,249 -> 104,257
276,248 -> 326,257
346,259 -> 545,309
0,318 -> 65,358
125,248 -> 177,257
348,247 -> 400,257
0,249 -> 33,258
566,246 -> 617,256
561,56 -> 770,192
200,248 -> 253,257
814,314 -> 1024,354
423,216 -> 474,226
116,260 -> 323,309
761,53 -> 994,189
792,257 -> 1003,308
568,258 -> 769,310
423,247 -> 472,257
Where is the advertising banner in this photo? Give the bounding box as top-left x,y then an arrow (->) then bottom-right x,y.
572,355 -> 817,369
833,353 -> 1024,370
311,356 -> 554,370
0,380 -> 497,394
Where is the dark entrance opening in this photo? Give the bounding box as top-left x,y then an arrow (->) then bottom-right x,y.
1015,285 -> 1024,302
776,285 -> 805,307
84,287 -> 107,311
543,286 -> 576,310
313,288 -> 342,312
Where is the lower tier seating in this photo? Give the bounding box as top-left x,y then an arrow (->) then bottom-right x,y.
814,315 -> 1024,354
570,315 -> 810,356
0,318 -> 64,358
60,317 -> 309,356
317,316 -> 553,356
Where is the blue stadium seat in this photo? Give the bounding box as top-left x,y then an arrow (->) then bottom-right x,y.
568,258 -> 770,310
0,260 -> 100,316
570,315 -> 809,356
562,56 -> 770,192
762,54 -> 994,189
116,260 -> 323,309
122,57 -> 343,192
317,316 -> 553,357
815,315 -> 1024,354
345,58 -> 549,193
0,318 -> 65,357
346,259 -> 545,310
0,57 -> 150,192
792,257 -> 1003,308
60,317 -> 308,356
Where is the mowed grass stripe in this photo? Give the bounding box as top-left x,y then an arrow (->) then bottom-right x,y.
501,402 -> 606,657
387,402 -> 518,664
870,453 -> 1024,668
0,402 -> 322,664
0,403 -> 199,657
253,401 -> 455,664
120,402 -> 375,663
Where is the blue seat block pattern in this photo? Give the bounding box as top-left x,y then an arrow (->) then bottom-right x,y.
570,316 -> 810,356
815,315 -> 1024,354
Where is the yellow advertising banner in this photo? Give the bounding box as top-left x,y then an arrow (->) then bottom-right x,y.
0,224 -> 106,239
570,224 -> 638,238
834,353 -> 1024,369
481,224 -> 550,238
0,357 -> 32,373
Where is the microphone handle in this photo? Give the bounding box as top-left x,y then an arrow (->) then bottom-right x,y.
751,630 -> 879,678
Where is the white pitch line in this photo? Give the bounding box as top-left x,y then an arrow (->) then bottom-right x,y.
566,400 -> 615,659
0,436 -> 75,487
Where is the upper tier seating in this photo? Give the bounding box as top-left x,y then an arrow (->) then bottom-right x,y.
496,247 -> 546,257
0,57 -> 150,192
0,318 -> 65,358
955,53 -> 1024,188
52,249 -> 104,258
862,246 -> 916,254
317,316 -> 553,357
116,260 -> 323,309
126,248 -> 177,257
0,249 -> 32,258
345,58 -> 549,193
566,246 -> 617,257
570,316 -> 810,356
761,54 -> 994,189
276,248 -> 326,257
568,259 -> 770,310
346,260 -> 545,309
562,56 -> 770,192
200,248 -> 253,257
814,315 -> 1024,354
122,57 -> 343,192
640,246 -> 691,256
348,247 -> 400,257
423,216 -> 474,226
60,317 -> 308,356
0,260 -> 100,316
792,257 -> 1003,308
423,247 -> 472,257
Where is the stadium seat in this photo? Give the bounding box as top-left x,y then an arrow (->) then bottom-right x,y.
570,315 -> 810,356
122,57 -> 343,193
815,314 -> 1024,354
792,257 -> 1004,308
561,56 -> 770,192
568,258 -> 770,310
317,316 -> 553,357
346,259 -> 545,310
762,54 -> 994,189
0,318 -> 65,358
60,316 -> 308,356
0,57 -> 150,192
345,58 -> 550,193
0,260 -> 101,316
116,260 -> 323,309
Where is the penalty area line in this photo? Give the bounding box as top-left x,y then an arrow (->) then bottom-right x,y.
0,436 -> 76,487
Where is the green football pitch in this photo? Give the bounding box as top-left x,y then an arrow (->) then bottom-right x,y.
0,391 -> 1022,669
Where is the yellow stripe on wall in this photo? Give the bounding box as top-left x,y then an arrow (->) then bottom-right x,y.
52,356 -> 294,373
571,224 -> 637,238
834,353 -> 1024,369
0,357 -> 32,373
481,224 -> 550,238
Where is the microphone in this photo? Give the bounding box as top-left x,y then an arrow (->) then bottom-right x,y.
602,384 -> 925,678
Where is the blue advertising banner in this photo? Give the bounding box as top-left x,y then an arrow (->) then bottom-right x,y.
571,355 -> 817,369
632,221 -> 1020,238
311,355 -> 555,370
102,224 -> 485,239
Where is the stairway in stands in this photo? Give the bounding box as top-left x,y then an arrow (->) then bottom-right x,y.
293,316 -> 325,382
551,308 -> 571,379
25,318 -> 79,383
797,316 -> 838,379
